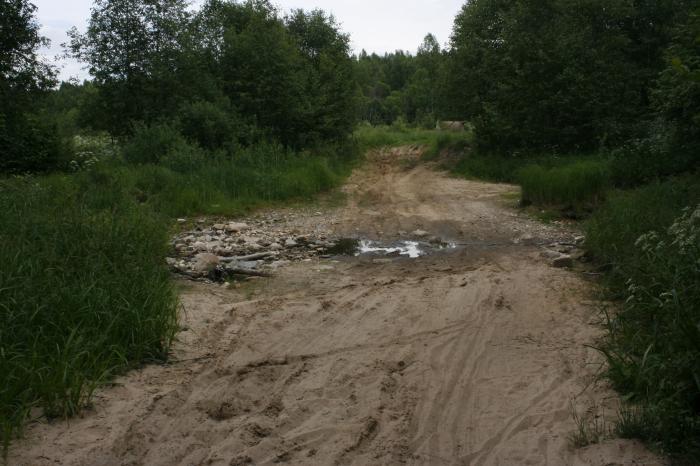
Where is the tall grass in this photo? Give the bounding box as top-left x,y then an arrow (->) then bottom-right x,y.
353,124 -> 472,155
0,177 -> 179,452
113,127 -> 358,217
518,160 -> 611,207
585,176 -> 700,458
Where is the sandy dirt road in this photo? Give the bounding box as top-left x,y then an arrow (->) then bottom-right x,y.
10,148 -> 662,466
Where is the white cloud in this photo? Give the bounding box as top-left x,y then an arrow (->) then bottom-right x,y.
32,0 -> 464,81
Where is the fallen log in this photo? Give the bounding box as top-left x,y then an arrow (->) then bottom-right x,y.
224,267 -> 272,278
220,251 -> 278,262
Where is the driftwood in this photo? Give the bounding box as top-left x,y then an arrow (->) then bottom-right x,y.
173,266 -> 272,281
224,267 -> 272,277
220,251 -> 277,263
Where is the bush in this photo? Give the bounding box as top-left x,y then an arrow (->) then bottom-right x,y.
121,123 -> 189,165
609,123 -> 696,189
0,112 -> 69,174
518,159 -> 611,207
585,176 -> 700,457
177,100 -> 240,151
0,176 -> 178,452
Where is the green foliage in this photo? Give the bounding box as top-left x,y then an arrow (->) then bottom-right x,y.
176,100 -> 239,151
66,0 -> 356,147
0,176 -> 179,452
353,125 -> 472,154
0,112 -> 69,173
452,154 -> 528,183
585,177 -> 700,457
121,123 -> 189,165
518,160 -> 611,208
0,0 -> 61,174
66,0 -> 191,135
354,33 -> 446,126
653,7 -> 700,171
446,0 -> 691,153
116,141 -> 354,217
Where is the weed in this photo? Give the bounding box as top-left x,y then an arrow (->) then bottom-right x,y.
569,400 -> 610,448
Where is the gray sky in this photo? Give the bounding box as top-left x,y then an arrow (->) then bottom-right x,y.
34,0 -> 464,81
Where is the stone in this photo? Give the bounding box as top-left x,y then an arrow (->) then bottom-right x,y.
412,229 -> 429,238
193,253 -> 220,273
225,222 -> 249,233
177,218 -> 187,224
574,235 -> 586,245
285,238 -> 298,248
269,243 -> 283,251
540,249 -> 561,260
193,241 -> 207,251
213,223 -> 226,231
552,255 -> 574,269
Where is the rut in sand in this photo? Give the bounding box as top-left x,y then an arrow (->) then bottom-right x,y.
10,147 -> 662,466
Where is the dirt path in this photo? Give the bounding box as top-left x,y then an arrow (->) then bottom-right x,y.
10,148 -> 662,466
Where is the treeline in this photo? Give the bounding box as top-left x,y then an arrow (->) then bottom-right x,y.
2,0 -> 357,174
355,34 -> 444,127
358,1 -> 699,177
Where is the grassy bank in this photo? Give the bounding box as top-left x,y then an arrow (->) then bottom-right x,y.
585,177 -> 700,458
0,137 -> 358,453
0,177 -> 178,452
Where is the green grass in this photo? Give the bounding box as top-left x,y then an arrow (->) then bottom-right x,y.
452,153 -> 529,182
0,177 -> 179,453
517,159 -> 611,208
585,175 -> 700,459
353,124 -> 473,156
74,140 -> 358,218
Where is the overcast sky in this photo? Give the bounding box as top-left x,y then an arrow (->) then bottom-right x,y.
33,0 -> 465,81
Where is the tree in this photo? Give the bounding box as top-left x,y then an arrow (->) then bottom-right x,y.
67,0 -> 190,134
653,6 -> 700,170
445,0 -> 692,153
0,0 -> 62,173
286,9 -> 356,144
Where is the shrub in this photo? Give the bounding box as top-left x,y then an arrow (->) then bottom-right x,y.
609,123 -> 696,189
121,123 -> 188,165
586,176 -> 700,457
177,100 -> 240,151
0,176 -> 178,452
0,112 -> 69,174
517,159 -> 611,207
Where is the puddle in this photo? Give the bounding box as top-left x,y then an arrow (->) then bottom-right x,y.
357,240 -> 425,258
326,238 -> 457,258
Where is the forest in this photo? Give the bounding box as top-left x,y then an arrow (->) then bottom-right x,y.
1,0 -> 699,461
